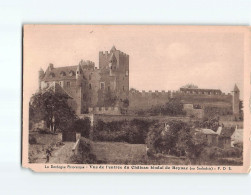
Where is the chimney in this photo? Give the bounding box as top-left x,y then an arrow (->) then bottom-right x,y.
49,63 -> 54,71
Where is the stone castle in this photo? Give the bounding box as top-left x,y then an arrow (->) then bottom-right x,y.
38,46 -> 240,118
39,46 -> 129,115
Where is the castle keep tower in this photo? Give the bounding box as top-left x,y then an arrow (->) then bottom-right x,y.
99,46 -> 130,104
232,84 -> 240,117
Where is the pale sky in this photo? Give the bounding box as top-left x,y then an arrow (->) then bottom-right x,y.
24,25 -> 244,99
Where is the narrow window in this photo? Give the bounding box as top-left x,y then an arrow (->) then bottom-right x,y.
108,86 -> 110,91
89,83 -> 92,89
126,70 -> 129,76
100,82 -> 105,90
89,75 -> 91,80
67,82 -> 70,87
123,86 -> 125,91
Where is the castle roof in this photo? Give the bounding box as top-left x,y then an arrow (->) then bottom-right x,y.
110,45 -> 116,52
220,127 -> 235,138
109,52 -> 117,62
231,128 -> 243,144
42,82 -> 73,99
180,87 -> 222,93
76,64 -> 83,74
42,65 -> 78,81
233,84 -> 240,92
196,128 -> 218,135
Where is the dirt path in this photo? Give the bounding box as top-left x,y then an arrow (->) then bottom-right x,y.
49,142 -> 75,164
29,132 -> 80,164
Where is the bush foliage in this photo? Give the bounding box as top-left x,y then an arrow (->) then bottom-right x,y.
135,98 -> 186,116
73,118 -> 91,138
69,138 -> 97,164
93,119 -> 156,144
29,91 -> 76,133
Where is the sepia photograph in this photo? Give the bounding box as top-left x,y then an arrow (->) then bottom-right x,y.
22,25 -> 250,172
3,1 -> 251,194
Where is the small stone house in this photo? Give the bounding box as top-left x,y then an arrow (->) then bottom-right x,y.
195,128 -> 219,146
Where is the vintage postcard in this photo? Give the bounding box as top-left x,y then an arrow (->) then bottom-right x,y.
22,25 -> 251,173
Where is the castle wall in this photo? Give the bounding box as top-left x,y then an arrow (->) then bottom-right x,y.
128,89 -> 233,116
128,90 -> 171,112
173,92 -> 233,107
183,104 -> 204,119
88,107 -> 120,115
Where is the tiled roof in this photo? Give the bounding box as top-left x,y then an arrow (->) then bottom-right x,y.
220,127 -> 235,138
42,65 -> 78,81
231,128 -> 243,143
42,82 -> 73,99
233,84 -> 240,92
180,88 -> 222,93
110,45 -> 116,52
196,128 -> 218,135
109,52 -> 117,62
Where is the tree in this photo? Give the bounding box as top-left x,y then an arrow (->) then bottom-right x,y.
146,120 -> 189,155
183,129 -> 208,164
161,98 -> 185,116
198,117 -> 220,132
30,90 -> 76,133
73,118 -> 91,138
182,83 -> 199,89
146,120 -> 208,163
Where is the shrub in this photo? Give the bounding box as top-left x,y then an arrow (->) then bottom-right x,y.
199,146 -> 243,165
93,119 -> 157,144
201,147 -> 224,161
146,120 -> 191,155
223,147 -> 242,158
193,117 -> 220,132
29,136 -> 37,145
137,98 -> 186,116
38,128 -> 51,134
69,138 -> 97,164
72,118 -> 91,138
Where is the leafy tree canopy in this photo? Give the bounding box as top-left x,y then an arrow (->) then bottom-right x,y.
29,90 -> 76,132
182,83 -> 199,89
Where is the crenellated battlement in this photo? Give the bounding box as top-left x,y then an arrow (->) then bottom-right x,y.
130,89 -> 172,96
88,106 -> 120,115
99,50 -> 129,58
129,88 -> 233,101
